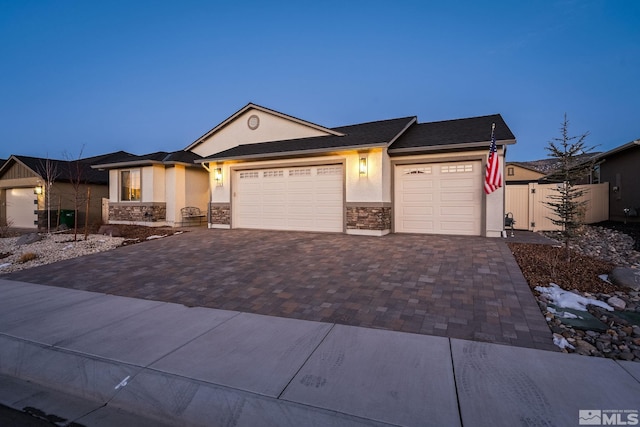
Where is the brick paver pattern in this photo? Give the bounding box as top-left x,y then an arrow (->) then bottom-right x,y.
5,229 -> 556,351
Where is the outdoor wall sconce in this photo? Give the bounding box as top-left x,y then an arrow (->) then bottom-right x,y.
214,168 -> 223,186
34,185 -> 43,195
359,156 -> 368,177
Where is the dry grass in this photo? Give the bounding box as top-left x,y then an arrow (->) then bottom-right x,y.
18,252 -> 38,263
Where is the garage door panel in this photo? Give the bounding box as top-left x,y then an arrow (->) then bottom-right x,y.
402,206 -> 434,216
395,162 -> 482,236
235,165 -> 343,232
403,180 -> 434,190
315,193 -> 342,203
439,205 -> 476,215
402,220 -> 434,232
263,181 -> 287,191
440,192 -> 476,202
440,221 -> 475,233
441,178 -> 475,188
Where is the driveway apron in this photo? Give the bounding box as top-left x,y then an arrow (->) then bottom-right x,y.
4,229 -> 555,351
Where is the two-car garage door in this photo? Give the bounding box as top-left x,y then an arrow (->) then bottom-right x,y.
234,165 -> 343,232
231,161 -> 482,236
394,161 -> 482,235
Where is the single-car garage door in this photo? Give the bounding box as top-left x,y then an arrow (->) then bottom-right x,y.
234,164 -> 343,232
394,161 -> 482,235
6,188 -> 38,228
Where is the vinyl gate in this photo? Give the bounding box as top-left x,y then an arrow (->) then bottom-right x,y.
505,182 -> 609,231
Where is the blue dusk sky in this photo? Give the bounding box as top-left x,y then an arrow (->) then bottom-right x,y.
1,0 -> 638,162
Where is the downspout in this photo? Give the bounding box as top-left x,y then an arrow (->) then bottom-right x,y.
201,162 -> 211,227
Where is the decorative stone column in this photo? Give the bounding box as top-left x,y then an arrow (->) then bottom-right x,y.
210,203 -> 231,229
346,203 -> 391,236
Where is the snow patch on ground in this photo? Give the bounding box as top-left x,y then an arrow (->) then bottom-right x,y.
546,306 -> 579,319
535,283 -> 613,312
553,333 -> 576,350
146,234 -> 167,240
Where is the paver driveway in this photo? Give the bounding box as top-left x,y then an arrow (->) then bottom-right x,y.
5,229 -> 555,351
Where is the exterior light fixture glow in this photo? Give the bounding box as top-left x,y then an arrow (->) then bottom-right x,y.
34,185 -> 43,195
214,168 -> 223,186
359,156 -> 368,176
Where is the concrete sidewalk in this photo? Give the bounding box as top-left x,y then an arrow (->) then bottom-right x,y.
1,279 -> 638,427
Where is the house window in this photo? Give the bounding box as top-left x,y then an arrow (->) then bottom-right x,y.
507,167 -> 515,176
120,170 -> 141,201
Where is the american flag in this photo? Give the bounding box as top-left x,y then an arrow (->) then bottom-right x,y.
484,123 -> 502,194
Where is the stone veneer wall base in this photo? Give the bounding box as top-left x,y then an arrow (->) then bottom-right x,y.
209,203 -> 231,227
346,205 -> 391,233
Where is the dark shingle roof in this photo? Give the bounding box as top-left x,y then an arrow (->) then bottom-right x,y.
202,117 -> 416,161
388,114 -> 515,153
90,150 -> 203,169
514,152 -> 602,175
8,151 -> 134,185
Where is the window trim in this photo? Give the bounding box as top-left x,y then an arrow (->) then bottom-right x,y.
120,169 -> 142,202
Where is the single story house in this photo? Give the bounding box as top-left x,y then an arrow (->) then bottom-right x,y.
94,103 -> 516,237
0,152 -> 132,229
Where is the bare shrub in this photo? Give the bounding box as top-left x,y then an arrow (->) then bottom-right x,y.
0,219 -> 14,238
19,252 -> 38,263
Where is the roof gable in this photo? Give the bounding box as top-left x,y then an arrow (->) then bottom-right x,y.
0,157 -> 41,180
185,103 -> 344,157
199,116 -> 416,162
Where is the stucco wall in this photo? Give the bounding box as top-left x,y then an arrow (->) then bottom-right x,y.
185,167 -> 209,210
108,170 -> 118,201
142,165 -> 166,203
165,166 -> 184,225
190,109 -> 332,157
37,182 -> 108,229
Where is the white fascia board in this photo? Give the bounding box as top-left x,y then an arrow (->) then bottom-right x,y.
194,143 -> 387,163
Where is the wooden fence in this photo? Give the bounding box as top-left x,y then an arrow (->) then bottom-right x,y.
505,182 -> 609,231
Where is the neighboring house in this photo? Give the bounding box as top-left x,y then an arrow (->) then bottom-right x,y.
590,139 -> 640,222
505,162 -> 546,184
95,103 -> 516,237
92,151 -> 208,227
0,152 -> 132,229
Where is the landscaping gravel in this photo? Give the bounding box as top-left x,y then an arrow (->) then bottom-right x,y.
0,233 -> 125,274
510,225 -> 640,362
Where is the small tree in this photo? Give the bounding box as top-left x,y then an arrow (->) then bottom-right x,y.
38,156 -> 59,234
64,146 -> 87,241
544,114 -> 595,262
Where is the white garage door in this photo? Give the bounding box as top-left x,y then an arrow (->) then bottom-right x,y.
394,161 -> 482,235
7,188 -> 38,228
234,165 -> 343,232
